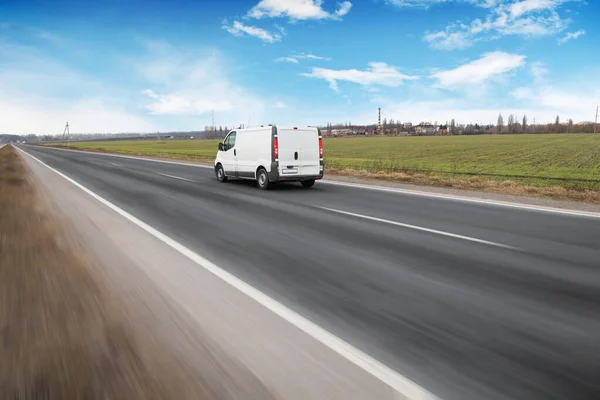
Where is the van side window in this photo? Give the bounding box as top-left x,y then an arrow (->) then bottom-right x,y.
224,131 -> 236,151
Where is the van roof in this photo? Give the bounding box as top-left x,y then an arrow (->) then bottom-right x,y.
230,126 -> 317,133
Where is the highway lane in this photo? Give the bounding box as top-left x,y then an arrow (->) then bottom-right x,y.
21,145 -> 600,400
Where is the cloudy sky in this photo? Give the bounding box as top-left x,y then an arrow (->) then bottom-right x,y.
1,0 -> 598,134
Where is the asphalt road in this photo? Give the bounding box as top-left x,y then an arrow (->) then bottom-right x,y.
21,145 -> 600,400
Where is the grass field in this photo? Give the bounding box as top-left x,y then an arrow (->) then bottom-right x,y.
49,134 -> 600,197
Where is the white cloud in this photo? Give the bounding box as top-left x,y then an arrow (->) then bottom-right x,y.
302,53 -> 329,60
424,30 -> 474,50
247,0 -> 352,20
0,41 -> 154,134
274,53 -> 330,63
141,89 -> 232,115
300,62 -> 419,91
335,1 -> 353,16
557,29 -> 584,44
139,50 -> 265,122
0,98 -> 154,134
510,0 -> 569,17
275,56 -> 300,63
423,0 -> 578,50
222,20 -> 281,43
359,85 -> 599,126
431,51 -> 526,87
510,86 -> 533,99
0,36 -> 266,133
385,0 -> 501,8
530,61 -> 548,81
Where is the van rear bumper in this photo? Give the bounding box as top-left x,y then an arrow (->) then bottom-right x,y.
268,161 -> 323,182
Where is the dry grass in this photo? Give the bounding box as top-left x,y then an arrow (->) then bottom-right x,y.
326,166 -> 600,204
0,145 -> 213,399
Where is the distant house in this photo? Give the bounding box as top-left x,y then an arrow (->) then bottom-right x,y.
415,122 -> 436,135
331,129 -> 353,136
438,125 -> 448,135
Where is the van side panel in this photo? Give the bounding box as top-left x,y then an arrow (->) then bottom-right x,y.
277,127 -> 320,177
236,128 -> 272,179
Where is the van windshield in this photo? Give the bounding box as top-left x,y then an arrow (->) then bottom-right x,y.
223,132 -> 236,151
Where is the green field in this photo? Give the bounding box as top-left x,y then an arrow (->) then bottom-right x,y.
54,134 -> 600,190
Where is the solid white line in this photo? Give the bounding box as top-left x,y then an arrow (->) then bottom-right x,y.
320,207 -> 518,250
16,146 -> 440,400
34,145 -> 600,219
321,180 -> 600,219
158,172 -> 196,183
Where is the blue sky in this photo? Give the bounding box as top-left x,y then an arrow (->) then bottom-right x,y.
1,0 -> 598,134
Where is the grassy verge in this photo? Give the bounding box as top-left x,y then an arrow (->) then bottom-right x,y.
44,134 -> 600,202
0,145 -> 211,399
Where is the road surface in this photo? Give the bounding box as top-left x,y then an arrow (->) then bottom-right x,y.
19,145 -> 600,400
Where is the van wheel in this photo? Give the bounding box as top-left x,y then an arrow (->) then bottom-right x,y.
257,168 -> 271,190
301,179 -> 315,188
216,164 -> 227,182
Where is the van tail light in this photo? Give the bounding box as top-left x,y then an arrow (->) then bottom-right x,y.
273,137 -> 279,158
319,138 -> 323,158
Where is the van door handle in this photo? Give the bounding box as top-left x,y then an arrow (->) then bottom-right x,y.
234,149 -> 237,156
294,152 -> 298,160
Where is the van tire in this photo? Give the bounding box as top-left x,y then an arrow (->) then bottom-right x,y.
257,168 -> 271,190
301,179 -> 315,188
216,164 -> 227,182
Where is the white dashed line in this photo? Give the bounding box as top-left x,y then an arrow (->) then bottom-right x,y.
320,206 -> 519,250
158,173 -> 196,182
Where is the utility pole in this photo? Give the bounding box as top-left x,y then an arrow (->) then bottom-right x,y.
594,106 -> 598,134
63,122 -> 70,146
212,109 -> 215,138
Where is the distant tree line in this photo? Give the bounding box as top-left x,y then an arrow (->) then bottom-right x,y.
321,114 -> 597,136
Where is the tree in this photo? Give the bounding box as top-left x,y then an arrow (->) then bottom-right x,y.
497,113 -> 504,134
568,118 -> 574,133
450,118 -> 456,135
522,115 -> 527,133
508,114 -> 515,133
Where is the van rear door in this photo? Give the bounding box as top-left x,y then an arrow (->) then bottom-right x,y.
277,127 -> 320,177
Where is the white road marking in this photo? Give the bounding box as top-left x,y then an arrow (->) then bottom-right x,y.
320,207 -> 518,250
158,172 -> 196,183
109,162 -> 122,167
321,180 -> 600,219
17,146 -> 440,400
31,145 -> 600,219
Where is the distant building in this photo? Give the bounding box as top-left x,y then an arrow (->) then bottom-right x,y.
415,122 -> 436,135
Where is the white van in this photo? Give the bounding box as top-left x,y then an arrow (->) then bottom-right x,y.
214,125 -> 324,190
